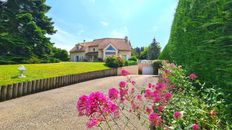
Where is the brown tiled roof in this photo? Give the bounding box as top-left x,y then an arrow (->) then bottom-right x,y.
70,37 -> 132,53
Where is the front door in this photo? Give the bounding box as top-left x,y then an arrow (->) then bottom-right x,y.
76,56 -> 79,62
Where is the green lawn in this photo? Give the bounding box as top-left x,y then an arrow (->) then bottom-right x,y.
0,62 -> 109,85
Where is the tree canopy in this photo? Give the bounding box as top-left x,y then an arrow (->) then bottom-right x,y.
0,0 -> 68,64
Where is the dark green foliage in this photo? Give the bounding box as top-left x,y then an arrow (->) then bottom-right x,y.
128,56 -> 138,61
52,47 -> 69,61
131,47 -> 148,59
105,56 -> 124,68
159,0 -> 232,122
124,60 -> 137,66
147,37 -> 161,60
152,60 -> 162,75
0,0 -> 57,64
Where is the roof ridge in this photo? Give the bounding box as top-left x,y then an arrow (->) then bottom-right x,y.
93,38 -> 124,41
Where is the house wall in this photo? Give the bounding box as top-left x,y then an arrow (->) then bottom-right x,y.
98,50 -> 103,59
70,52 -> 85,62
118,51 -> 131,60
87,46 -> 98,52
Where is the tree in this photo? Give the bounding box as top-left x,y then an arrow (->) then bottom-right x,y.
147,37 -> 161,60
52,47 -> 69,61
0,0 -> 56,64
140,47 -> 148,59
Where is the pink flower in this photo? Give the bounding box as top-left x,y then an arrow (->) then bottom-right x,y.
86,118 -> 98,128
164,69 -> 170,74
148,83 -> 152,88
121,69 -> 130,76
119,89 -> 128,97
164,92 -> 172,100
76,95 -> 88,116
136,94 -> 142,101
154,96 -> 161,103
131,80 -> 136,85
189,73 -> 197,80
108,88 -> 119,100
155,83 -> 165,90
192,124 -> 200,130
119,81 -> 127,88
130,88 -> 135,94
146,107 -> 152,114
148,113 -> 161,127
173,112 -> 181,119
144,89 -> 153,99
158,105 -> 163,112
163,78 -> 169,82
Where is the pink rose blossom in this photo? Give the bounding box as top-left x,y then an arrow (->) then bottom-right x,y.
144,89 -> 153,99
173,112 -> 181,119
164,92 -> 172,100
192,124 -> 200,130
108,88 -> 119,100
189,73 -> 197,80
148,113 -> 161,127
119,81 -> 127,88
121,69 -> 130,76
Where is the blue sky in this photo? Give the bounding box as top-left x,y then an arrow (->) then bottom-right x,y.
46,0 -> 178,51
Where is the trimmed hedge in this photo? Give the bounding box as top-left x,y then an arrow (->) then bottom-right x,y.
105,56 -> 124,68
159,0 -> 232,96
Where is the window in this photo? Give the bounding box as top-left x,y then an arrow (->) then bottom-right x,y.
106,45 -> 115,51
93,48 -> 96,52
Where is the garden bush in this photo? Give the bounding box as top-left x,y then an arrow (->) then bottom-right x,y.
128,56 -> 138,61
152,60 -> 163,75
76,61 -> 230,129
124,60 -> 137,66
105,56 -> 124,68
159,0 -> 232,116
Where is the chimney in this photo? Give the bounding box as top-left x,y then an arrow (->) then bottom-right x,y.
83,40 -> 86,43
124,36 -> 128,42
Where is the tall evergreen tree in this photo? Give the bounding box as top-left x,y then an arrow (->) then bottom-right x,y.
0,0 -> 56,63
147,37 -> 161,60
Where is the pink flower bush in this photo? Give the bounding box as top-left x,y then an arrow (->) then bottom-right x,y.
149,113 -> 161,127
189,73 -> 197,80
108,88 -> 119,100
76,91 -> 119,128
173,112 -> 181,119
121,69 -> 130,76
192,124 -> 200,130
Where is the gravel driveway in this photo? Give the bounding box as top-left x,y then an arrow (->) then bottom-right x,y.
0,75 -> 158,130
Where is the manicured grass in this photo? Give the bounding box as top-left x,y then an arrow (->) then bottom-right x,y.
0,62 -> 109,85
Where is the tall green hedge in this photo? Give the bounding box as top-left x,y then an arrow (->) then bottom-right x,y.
159,0 -> 232,95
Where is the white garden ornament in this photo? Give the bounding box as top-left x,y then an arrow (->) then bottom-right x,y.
18,65 -> 26,78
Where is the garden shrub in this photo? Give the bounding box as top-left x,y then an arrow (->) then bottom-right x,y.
105,56 -> 124,68
159,0 -> 232,117
152,60 -> 163,75
124,60 -> 137,66
128,56 -> 138,61
76,61 -> 229,129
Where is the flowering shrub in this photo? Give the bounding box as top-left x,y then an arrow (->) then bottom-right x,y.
76,61 -> 229,129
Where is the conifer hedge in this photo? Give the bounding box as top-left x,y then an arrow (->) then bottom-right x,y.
159,0 -> 232,95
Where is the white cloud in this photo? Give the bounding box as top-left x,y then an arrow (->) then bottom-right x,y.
48,26 -> 87,52
100,21 -> 109,27
111,26 -> 128,38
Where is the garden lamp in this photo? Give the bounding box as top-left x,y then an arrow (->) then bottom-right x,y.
18,65 -> 26,78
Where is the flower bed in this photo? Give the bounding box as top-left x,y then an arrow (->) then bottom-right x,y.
76,61 -> 229,129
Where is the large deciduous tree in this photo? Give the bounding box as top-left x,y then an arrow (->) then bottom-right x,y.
0,0 -> 56,64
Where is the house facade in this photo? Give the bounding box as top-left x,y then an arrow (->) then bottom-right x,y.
70,37 -> 132,62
